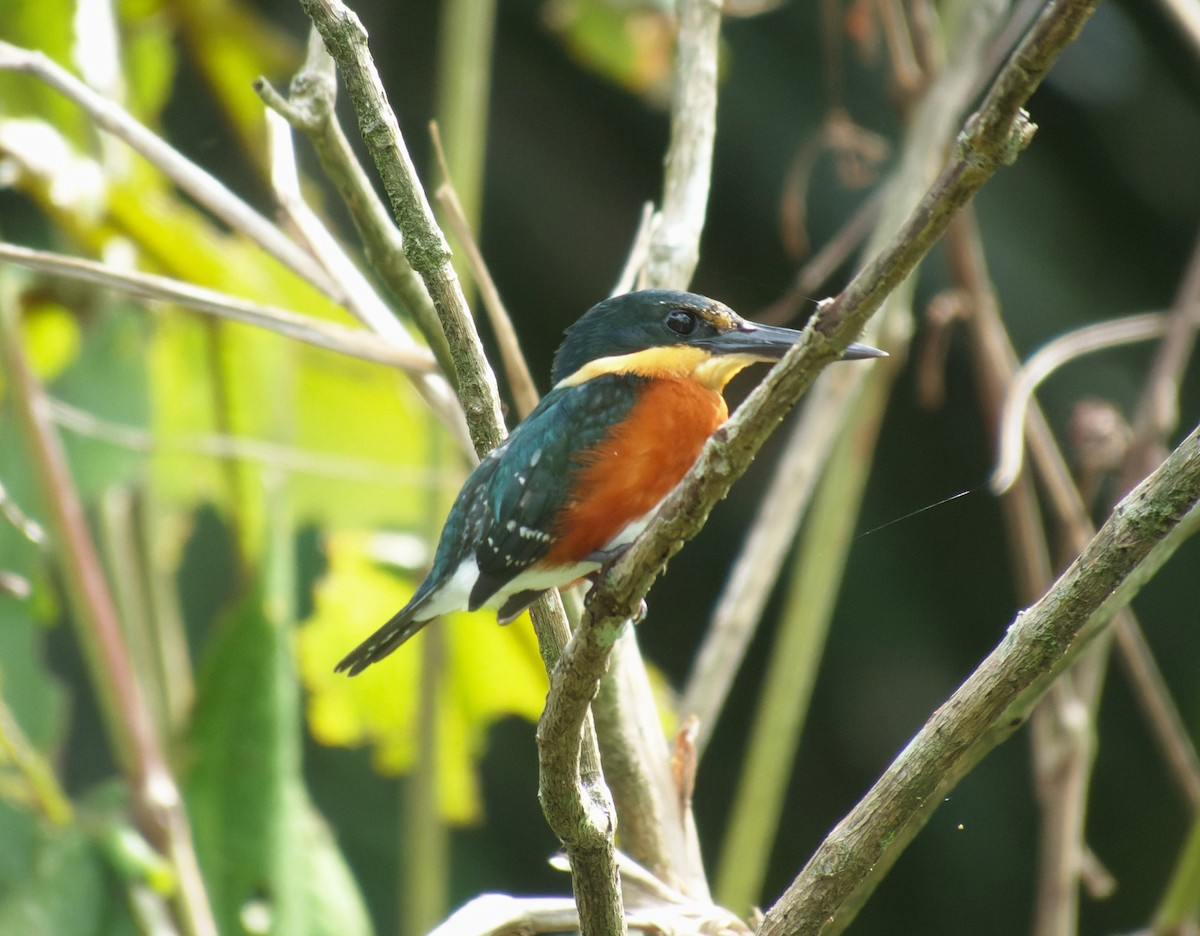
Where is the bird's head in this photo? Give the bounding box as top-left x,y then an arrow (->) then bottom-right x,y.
550,289 -> 883,390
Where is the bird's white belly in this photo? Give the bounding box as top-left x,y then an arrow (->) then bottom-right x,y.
420,556 -> 602,619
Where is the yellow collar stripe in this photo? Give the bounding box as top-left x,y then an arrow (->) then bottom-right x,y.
556,346 -> 766,392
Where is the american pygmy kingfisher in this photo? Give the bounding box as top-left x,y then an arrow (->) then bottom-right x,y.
336,289 -> 883,676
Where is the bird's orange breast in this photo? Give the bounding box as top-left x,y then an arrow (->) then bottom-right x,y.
543,377 -> 728,565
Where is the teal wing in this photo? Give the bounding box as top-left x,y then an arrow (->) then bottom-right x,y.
467,375 -> 643,607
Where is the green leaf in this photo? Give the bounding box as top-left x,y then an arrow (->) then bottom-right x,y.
49,305 -> 151,503
287,783 -> 374,936
186,557 -> 373,935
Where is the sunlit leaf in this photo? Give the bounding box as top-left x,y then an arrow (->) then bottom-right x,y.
21,301 -> 82,383
296,532 -> 547,825
542,0 -> 676,100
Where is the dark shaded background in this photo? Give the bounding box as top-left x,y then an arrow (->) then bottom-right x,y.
41,0 -> 1200,932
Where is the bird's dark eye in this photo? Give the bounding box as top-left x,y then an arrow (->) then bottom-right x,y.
665,309 -> 698,335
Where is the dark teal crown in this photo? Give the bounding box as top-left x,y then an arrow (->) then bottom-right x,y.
550,290 -> 735,385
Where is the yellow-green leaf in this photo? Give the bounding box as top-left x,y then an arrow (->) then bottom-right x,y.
296,532 -> 547,825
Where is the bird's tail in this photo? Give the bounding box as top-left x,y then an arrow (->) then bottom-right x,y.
335,606 -> 433,676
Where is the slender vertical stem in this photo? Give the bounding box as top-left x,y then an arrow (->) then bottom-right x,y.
297,4 -> 627,930
434,0 -> 497,299
715,369 -> 889,914
642,0 -> 722,289
1154,816 -> 1200,935
405,623 -> 448,935
0,283 -> 217,936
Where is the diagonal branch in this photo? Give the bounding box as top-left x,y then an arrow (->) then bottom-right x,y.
760,420 -> 1200,936
299,0 -> 506,458
0,243 -> 437,374
544,0 -> 1099,927
252,28 -> 457,379
585,0 -> 1100,643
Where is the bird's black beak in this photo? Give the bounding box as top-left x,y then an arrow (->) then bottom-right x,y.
842,341 -> 889,360
698,321 -> 886,363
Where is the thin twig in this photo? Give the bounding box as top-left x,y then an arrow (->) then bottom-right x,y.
431,121 -> 541,419
1114,620 -> 1200,812
260,107 -> 476,454
759,187 -> 883,325
612,202 -> 657,296
0,282 -> 218,936
0,692 -> 73,825
0,242 -> 437,373
1117,226 -> 1200,494
264,107 -> 409,342
299,0 -> 506,458
0,478 -> 46,545
43,395 -> 450,488
0,40 -> 339,302
253,29 -> 457,378
991,312 -> 1168,494
944,212 -> 1094,936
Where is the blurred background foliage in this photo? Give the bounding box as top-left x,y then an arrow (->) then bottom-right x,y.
1,0 -> 1199,935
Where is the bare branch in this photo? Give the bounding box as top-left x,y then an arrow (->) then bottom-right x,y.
991,312 -> 1168,494
253,29 -> 457,379
642,0 -> 722,289
612,202 -> 656,296
760,422 -> 1200,935
431,121 -> 541,419
263,106 -> 405,340
296,2 -> 625,928
298,0 -> 506,458
0,243 -> 438,374
1118,226 -> 1200,493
